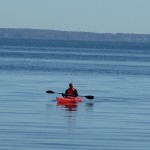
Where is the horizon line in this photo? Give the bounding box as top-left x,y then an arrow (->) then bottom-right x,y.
0,27 -> 149,36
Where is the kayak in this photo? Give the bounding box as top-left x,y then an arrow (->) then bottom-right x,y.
56,96 -> 83,104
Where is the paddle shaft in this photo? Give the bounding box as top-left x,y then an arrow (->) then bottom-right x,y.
46,90 -> 94,100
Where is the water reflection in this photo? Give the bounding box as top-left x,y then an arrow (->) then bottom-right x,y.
85,102 -> 94,112
56,101 -> 94,112
86,102 -> 94,107
57,102 -> 78,111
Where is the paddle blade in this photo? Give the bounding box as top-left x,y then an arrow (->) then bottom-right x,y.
46,90 -> 55,94
84,95 -> 94,100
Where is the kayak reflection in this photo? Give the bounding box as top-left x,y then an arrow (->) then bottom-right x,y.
57,102 -> 78,111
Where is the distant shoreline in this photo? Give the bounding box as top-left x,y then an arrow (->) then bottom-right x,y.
0,28 -> 150,43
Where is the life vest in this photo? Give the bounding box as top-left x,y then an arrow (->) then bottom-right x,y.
66,88 -> 76,96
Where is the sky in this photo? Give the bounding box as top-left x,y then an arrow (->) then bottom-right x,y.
0,0 -> 150,34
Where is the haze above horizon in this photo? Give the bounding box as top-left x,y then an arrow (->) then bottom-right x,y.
0,0 -> 149,34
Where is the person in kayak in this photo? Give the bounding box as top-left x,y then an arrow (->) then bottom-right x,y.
64,83 -> 78,97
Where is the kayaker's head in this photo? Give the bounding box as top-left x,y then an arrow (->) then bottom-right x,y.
69,83 -> 74,89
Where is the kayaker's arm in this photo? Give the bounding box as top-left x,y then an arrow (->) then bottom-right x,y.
74,89 -> 78,97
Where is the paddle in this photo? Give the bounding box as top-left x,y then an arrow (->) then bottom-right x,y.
46,90 -> 94,100
46,90 -> 63,94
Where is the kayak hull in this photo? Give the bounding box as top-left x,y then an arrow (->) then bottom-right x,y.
56,97 -> 83,104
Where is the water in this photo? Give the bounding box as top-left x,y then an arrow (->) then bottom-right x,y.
0,39 -> 150,150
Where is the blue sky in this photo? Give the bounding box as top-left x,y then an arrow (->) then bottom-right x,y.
0,0 -> 149,34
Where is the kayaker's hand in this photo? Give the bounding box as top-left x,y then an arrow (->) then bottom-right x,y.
62,93 -> 65,97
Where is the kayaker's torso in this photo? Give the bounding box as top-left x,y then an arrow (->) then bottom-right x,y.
65,88 -> 78,97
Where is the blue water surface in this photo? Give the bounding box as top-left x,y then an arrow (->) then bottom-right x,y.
0,40 -> 150,150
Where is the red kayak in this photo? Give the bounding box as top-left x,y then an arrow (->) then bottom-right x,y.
56,96 -> 83,104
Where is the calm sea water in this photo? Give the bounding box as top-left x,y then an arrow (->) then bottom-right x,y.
1,39 -> 150,150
